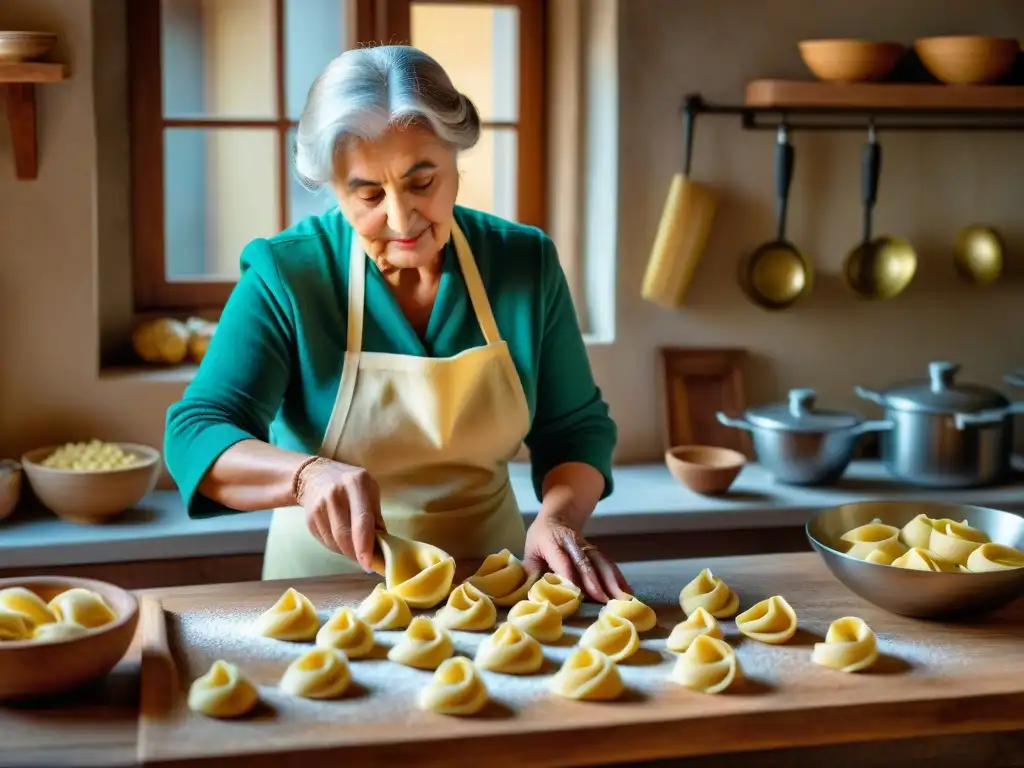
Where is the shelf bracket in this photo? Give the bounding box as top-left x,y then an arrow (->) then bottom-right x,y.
3,83 -> 38,180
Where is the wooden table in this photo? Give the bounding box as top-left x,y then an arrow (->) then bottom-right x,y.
3,553 -> 1024,767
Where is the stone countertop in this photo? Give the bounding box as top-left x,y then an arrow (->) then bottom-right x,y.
2,460 -> 1024,569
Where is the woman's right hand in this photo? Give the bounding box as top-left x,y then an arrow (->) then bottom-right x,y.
294,457 -> 385,571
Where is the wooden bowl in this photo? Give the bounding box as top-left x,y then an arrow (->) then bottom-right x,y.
665,445 -> 746,495
914,36 -> 1019,84
0,31 -> 57,63
0,576 -> 138,701
0,460 -> 21,521
798,39 -> 906,82
21,443 -> 161,524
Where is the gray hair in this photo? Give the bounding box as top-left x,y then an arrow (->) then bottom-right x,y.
294,45 -> 481,190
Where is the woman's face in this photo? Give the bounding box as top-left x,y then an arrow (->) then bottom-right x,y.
332,124 -> 459,270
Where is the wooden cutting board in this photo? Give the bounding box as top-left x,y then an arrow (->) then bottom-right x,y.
138,554 -> 1024,767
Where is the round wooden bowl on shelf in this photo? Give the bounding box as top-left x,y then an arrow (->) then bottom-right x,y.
665,445 -> 746,496
0,31 -> 57,63
20,443 -> 161,524
0,576 -> 139,701
0,460 -> 21,521
914,36 -> 1019,84
798,39 -> 906,82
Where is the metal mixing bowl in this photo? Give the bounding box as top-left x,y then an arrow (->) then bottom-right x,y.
806,500 -> 1024,619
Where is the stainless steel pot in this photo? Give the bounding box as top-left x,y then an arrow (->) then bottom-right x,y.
716,388 -> 892,486
855,361 -> 1024,489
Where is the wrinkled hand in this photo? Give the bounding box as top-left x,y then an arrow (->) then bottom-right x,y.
523,514 -> 632,603
295,457 -> 385,570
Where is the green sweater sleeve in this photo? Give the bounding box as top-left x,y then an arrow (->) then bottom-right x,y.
524,234 -> 617,502
164,239 -> 295,518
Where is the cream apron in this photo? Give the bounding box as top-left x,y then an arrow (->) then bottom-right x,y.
262,221 -> 531,579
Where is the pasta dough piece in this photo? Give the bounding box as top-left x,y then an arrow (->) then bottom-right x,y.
32,621 -> 90,642
840,520 -> 902,560
280,647 -> 351,699
435,583 -> 497,631
550,647 -> 624,701
466,549 -> 542,607
670,635 -> 740,694
387,616 -> 454,670
506,599 -> 563,643
253,587 -> 320,641
188,660 -> 259,718
811,616 -> 878,673
475,622 -> 544,674
735,595 -> 798,645
527,573 -> 583,618
48,588 -> 117,629
378,532 -> 456,609
679,568 -> 740,618
0,586 -> 57,627
891,548 -> 957,573
600,594 -> 657,632
666,606 -> 722,653
864,538 -> 909,565
579,612 -> 640,662
356,584 -> 412,630
315,607 -> 375,658
966,542 -> 1024,572
929,520 -> 990,566
899,513 -> 940,549
418,657 -> 489,716
0,608 -> 33,641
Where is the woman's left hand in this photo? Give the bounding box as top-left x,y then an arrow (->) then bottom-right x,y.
523,513 -> 632,603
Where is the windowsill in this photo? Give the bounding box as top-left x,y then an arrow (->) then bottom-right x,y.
4,460 -> 1024,570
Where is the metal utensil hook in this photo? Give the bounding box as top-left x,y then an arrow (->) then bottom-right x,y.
682,96 -> 702,176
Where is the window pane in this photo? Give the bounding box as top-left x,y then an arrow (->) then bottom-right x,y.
286,127 -> 338,225
164,128 -> 281,281
284,0 -> 351,120
410,3 -> 519,122
457,128 -> 517,221
161,0 -> 277,119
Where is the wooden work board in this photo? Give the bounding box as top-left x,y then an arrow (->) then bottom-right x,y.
137,554 -> 1024,767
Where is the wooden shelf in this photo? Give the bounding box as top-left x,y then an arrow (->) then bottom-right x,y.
745,79 -> 1024,111
0,62 -> 69,180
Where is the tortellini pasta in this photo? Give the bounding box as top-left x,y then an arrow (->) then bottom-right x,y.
474,622 -> 544,675
315,607 -> 375,658
33,621 -> 90,642
506,599 -> 563,643
891,548 -> 957,573
811,616 -> 878,673
387,616 -> 454,670
550,647 -> 624,701
670,635 -> 740,694
279,647 -> 351,699
435,583 -> 497,631
929,520 -> 990,566
0,586 -> 57,627
466,549 -> 542,607
0,608 -> 33,641
48,588 -> 117,629
418,657 -> 489,716
578,612 -> 640,663
679,568 -> 740,618
378,533 -> 456,609
966,542 -> 1024,572
840,520 -> 903,560
600,594 -> 657,633
41,440 -> 142,471
356,584 -> 412,630
666,606 -> 722,653
188,660 -> 259,718
527,573 -> 582,618
253,588 -> 320,641
735,595 -> 798,645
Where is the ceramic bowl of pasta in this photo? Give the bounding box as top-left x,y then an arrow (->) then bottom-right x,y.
0,576 -> 139,700
21,440 -> 161,524
807,500 -> 1024,619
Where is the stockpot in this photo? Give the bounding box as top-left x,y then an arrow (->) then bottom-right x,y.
854,361 -> 1024,488
716,388 -> 892,486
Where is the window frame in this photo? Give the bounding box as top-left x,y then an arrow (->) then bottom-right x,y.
127,0 -> 547,313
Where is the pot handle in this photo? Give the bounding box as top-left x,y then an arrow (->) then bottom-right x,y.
1005,372 -> 1024,389
716,412 -> 752,431
852,419 -> 894,436
854,385 -> 886,406
953,401 -> 1024,430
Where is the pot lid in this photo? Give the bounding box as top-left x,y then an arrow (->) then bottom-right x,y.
745,388 -> 862,431
870,362 -> 1008,414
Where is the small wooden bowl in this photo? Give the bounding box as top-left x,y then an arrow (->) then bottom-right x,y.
0,31 -> 57,63
0,460 -> 21,521
21,443 -> 160,524
0,576 -> 139,701
665,445 -> 746,496
798,39 -> 906,82
914,36 -> 1019,84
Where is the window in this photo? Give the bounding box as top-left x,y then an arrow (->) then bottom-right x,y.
127,0 -> 546,312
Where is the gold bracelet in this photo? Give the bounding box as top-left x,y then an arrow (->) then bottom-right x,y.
291,455 -> 322,504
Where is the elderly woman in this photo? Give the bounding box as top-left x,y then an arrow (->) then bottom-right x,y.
164,45 -> 627,602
